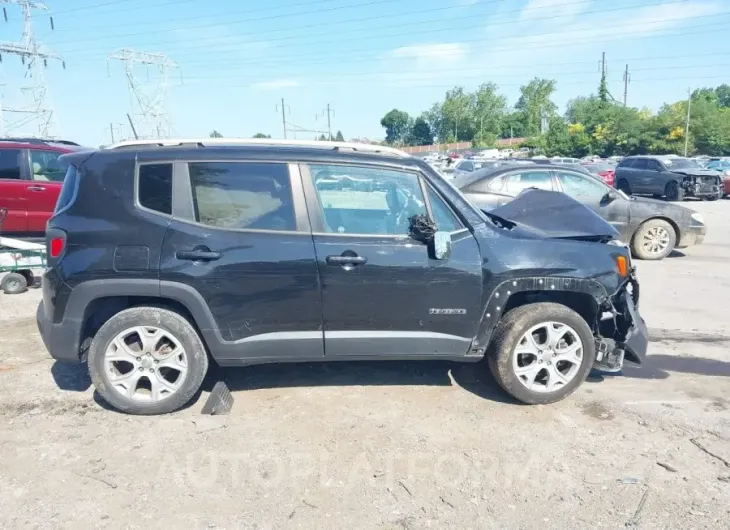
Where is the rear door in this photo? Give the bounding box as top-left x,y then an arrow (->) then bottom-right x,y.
158,159 -> 324,363
302,162 -> 483,358
0,148 -> 28,234
24,149 -> 67,234
644,159 -> 666,194
554,170 -> 631,239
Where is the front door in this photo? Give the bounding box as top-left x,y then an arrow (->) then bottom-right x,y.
159,160 -> 324,362
554,170 -> 631,240
302,162 -> 483,358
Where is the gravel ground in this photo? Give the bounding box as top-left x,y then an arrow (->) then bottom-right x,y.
1,200 -> 729,529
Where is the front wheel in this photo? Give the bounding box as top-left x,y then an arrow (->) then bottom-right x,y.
631,219 -> 676,260
487,303 -> 596,405
88,306 -> 209,415
665,180 -> 684,201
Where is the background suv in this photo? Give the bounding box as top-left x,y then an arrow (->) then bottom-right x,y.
0,138 -> 85,238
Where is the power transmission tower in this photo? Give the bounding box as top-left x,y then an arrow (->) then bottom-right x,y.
0,0 -> 64,138
623,64 -> 630,106
108,48 -> 179,139
323,104 -> 334,141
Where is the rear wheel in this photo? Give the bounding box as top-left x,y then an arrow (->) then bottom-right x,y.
88,306 -> 209,415
665,180 -> 684,201
631,219 -> 676,260
487,302 -> 595,404
617,179 -> 632,195
1,272 -> 28,295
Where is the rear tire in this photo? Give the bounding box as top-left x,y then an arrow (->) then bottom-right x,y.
1,272 -> 28,295
665,180 -> 684,201
487,302 -> 596,405
631,219 -> 676,260
617,179 -> 632,195
88,306 -> 209,415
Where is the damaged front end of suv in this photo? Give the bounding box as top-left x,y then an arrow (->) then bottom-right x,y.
674,172 -> 723,199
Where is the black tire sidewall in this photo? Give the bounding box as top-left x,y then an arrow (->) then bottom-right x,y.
488,303 -> 596,405
88,307 -> 209,415
617,179 -> 631,194
631,219 -> 676,260
665,181 -> 683,201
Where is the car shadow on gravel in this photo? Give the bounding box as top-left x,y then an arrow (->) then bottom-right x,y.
588,354 -> 730,381
202,360 -> 517,404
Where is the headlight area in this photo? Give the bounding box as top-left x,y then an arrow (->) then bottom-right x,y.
690,212 -> 704,225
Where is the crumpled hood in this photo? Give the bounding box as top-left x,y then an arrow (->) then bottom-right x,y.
489,189 -> 619,240
671,168 -> 721,178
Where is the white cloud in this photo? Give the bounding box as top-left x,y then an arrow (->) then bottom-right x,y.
251,79 -> 300,90
520,0 -> 590,22
390,43 -> 469,62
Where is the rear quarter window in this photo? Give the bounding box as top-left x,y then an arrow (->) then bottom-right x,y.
138,163 -> 173,215
54,165 -> 79,213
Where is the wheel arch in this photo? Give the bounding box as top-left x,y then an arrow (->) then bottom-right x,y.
473,276 -> 609,355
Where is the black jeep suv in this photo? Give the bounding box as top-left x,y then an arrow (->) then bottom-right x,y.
36,139 -> 648,415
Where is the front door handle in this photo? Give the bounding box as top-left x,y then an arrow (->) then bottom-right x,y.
326,255 -> 367,265
176,250 -> 221,261
27,185 -> 46,192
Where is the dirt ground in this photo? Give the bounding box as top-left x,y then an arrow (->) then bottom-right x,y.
1,200 -> 729,529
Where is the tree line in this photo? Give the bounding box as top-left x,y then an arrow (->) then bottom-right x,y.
380,78 -> 730,157
209,131 -> 345,141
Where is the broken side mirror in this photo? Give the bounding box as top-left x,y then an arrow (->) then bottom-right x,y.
603,190 -> 619,204
432,231 -> 452,260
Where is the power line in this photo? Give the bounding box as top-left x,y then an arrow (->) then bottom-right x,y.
78,19 -> 728,75
51,0 -> 688,53
36,0 -> 193,18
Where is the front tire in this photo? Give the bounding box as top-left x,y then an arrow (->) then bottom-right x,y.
631,219 -> 676,260
487,302 -> 596,405
665,180 -> 684,201
88,306 -> 209,415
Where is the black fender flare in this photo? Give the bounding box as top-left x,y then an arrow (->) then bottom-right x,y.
471,276 -> 610,355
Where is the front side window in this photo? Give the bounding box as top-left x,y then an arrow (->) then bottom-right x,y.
425,184 -> 463,232
647,160 -> 663,172
30,150 -> 68,182
0,149 -> 22,180
310,164 -> 427,235
138,163 -> 173,215
505,171 -> 553,194
556,171 -> 608,200
190,162 -> 295,231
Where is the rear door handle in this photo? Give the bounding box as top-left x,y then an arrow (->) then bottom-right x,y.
176,250 -> 221,261
326,255 -> 367,265
27,186 -> 46,192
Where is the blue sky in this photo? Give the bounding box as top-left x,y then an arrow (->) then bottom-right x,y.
1,0 -> 729,145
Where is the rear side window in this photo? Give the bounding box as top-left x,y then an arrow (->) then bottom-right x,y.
632,159 -> 648,170
138,163 -> 173,215
189,162 -> 295,231
505,171 -> 553,193
30,150 -> 67,182
0,149 -> 22,180
54,165 -> 78,213
617,159 -> 633,168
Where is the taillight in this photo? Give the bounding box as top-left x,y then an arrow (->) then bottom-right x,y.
50,238 -> 64,258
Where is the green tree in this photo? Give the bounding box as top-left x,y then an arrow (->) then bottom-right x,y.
252,133 -> 271,138
474,82 -> 507,141
716,84 -> 730,108
544,116 -> 571,156
407,116 -> 434,146
334,130 -> 345,141
380,109 -> 410,144
318,134 -> 328,141
515,78 -> 558,137
210,130 -> 223,138
441,86 -> 476,141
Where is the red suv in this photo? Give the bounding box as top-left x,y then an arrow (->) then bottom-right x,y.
0,138 -> 85,238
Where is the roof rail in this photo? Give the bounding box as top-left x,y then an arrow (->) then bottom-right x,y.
0,137 -> 80,146
104,138 -> 410,157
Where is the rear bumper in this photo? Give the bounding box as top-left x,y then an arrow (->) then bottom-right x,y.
36,299 -> 83,363
677,223 -> 706,248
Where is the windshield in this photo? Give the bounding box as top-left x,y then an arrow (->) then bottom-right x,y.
663,158 -> 700,169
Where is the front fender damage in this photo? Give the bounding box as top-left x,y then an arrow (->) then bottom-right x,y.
592,271 -> 649,372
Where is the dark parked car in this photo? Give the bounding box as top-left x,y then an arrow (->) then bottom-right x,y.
37,139 -> 647,415
614,155 -> 723,201
456,163 -> 705,260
